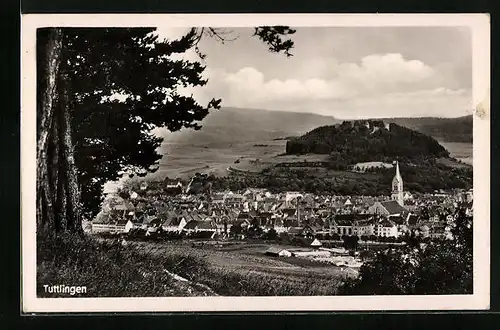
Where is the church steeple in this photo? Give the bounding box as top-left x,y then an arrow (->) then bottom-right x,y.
391,161 -> 404,206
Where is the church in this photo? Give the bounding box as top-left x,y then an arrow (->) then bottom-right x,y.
391,161 -> 404,206
368,161 -> 409,217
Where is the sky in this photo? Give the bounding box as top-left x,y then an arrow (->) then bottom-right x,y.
154,26 -> 472,119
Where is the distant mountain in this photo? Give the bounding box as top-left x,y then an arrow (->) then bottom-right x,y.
156,107 -> 339,146
156,107 -> 472,147
286,120 -> 450,167
380,115 -> 472,143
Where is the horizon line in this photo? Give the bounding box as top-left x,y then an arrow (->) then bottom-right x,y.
217,106 -> 473,120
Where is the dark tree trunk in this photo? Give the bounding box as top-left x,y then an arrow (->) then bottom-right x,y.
37,28 -> 82,235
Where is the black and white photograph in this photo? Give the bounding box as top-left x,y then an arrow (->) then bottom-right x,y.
21,14 -> 490,312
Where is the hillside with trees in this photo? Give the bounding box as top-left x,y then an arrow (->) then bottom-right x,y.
383,115 -> 473,143
286,120 -> 450,164
256,120 -> 473,195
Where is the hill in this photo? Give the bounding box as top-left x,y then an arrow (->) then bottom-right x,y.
381,115 -> 472,143
156,107 -> 339,147
286,120 -> 450,168
156,108 -> 472,146
252,120 -> 472,195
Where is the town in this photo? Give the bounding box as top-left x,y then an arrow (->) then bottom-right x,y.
91,162 -> 474,265
32,23 -> 480,302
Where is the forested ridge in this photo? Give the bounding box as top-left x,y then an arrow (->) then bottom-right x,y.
286,120 -> 450,165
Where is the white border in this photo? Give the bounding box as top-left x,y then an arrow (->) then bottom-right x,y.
21,13 -> 490,313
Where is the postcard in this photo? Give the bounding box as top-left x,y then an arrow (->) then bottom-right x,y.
21,13 -> 490,312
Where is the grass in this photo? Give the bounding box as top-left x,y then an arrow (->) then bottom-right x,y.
37,233 -> 345,297
125,240 -> 346,296
36,232 -> 210,297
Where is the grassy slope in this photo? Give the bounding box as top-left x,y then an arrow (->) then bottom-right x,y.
37,233 -> 347,297
123,240 -> 348,296
37,232 -> 215,297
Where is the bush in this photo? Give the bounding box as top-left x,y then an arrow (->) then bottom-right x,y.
339,208 -> 472,295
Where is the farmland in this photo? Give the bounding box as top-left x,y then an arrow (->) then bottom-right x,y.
121,239 -> 358,296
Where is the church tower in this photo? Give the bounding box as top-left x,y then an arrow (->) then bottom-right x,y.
391,161 -> 404,206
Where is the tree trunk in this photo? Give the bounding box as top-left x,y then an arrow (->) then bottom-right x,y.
37,28 -> 82,235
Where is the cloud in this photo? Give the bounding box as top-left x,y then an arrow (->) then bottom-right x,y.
187,53 -> 470,118
137,27 -> 470,119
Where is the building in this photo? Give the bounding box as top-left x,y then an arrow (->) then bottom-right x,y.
329,214 -> 375,237
182,220 -> 217,233
353,219 -> 376,237
91,219 -> 133,234
391,161 -> 404,206
165,181 -> 183,195
376,218 -> 399,238
368,200 -> 408,218
265,247 -> 292,257
162,216 -> 187,232
310,238 -> 323,249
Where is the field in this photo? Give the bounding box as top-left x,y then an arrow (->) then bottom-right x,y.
124,108 -> 473,185
124,239 -> 358,296
155,140 -> 473,179
153,140 -> 287,179
103,134 -> 473,194
38,232 -> 356,297
439,141 -> 473,165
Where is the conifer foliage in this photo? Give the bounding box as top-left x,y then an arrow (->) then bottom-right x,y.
36,27 -> 295,233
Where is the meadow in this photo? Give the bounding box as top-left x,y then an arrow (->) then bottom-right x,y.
152,140 -> 472,180
124,240 -> 355,296
37,232 -> 353,297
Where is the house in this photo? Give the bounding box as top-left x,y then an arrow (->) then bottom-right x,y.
224,194 -> 246,206
403,191 -> 413,200
211,193 -> 226,204
265,247 -> 292,257
353,219 -> 376,237
285,192 -> 303,205
429,225 -> 446,239
295,237 -> 323,249
183,220 -> 217,233
116,219 -> 134,233
310,238 -> 322,249
465,202 -> 473,217
376,218 -> 399,238
388,215 -> 406,225
162,216 -> 187,232
231,219 -> 251,232
140,182 -> 148,191
91,219 -> 133,234
287,225 -> 315,238
407,214 -> 420,227
329,218 -> 355,236
92,208 -> 134,234
329,214 -> 374,237
165,181 -> 183,195
417,224 -> 430,238
146,217 -> 164,232
140,214 -> 157,229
